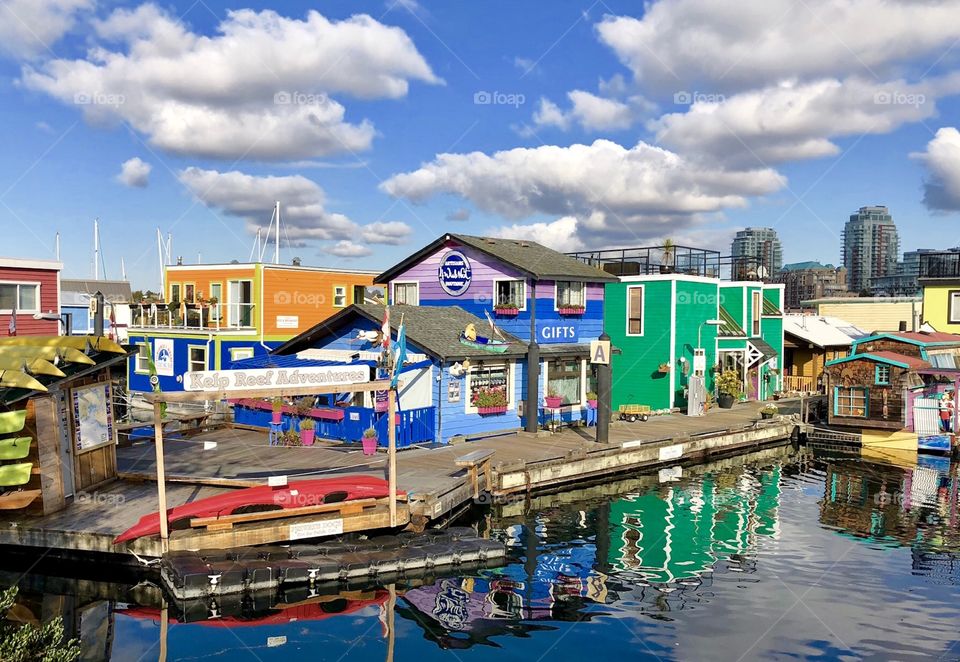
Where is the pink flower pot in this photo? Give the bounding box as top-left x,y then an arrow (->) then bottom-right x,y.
478,405 -> 508,415
301,429 -> 315,446
495,307 -> 519,316
587,399 -> 598,409
558,307 -> 585,315
362,437 -> 378,455
272,411 -> 282,424
545,396 -> 563,409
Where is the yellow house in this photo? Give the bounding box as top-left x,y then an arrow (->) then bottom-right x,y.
919,251 -> 960,332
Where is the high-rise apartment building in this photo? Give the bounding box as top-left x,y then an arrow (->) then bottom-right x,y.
731,227 -> 783,279
842,206 -> 900,294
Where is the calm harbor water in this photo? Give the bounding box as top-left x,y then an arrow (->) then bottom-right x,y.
5,443 -> 960,661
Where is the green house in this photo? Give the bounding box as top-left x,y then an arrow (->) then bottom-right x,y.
604,275 -> 785,411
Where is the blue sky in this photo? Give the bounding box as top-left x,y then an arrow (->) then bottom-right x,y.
2,0 -> 960,290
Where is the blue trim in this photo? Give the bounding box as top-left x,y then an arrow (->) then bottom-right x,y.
851,333 -> 960,352
833,385 -> 869,417
825,352 -> 911,369
875,364 -> 890,385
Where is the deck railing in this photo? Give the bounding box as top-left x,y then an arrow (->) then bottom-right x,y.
129,302 -> 255,330
919,252 -> 960,280
567,246 -> 770,281
782,375 -> 818,393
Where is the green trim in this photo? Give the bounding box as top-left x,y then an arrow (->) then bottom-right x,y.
761,297 -> 782,317
718,305 -> 746,338
826,353 -> 911,369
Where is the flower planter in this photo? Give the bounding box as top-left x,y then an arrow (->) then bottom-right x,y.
717,393 -> 735,409
361,436 -> 378,455
494,307 -> 519,316
558,307 -> 585,315
301,428 -> 315,445
478,405 -> 508,415
271,411 -> 282,424
544,396 -> 563,409
587,399 -> 598,409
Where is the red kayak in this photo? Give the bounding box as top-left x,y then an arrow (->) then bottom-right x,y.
113,476 -> 403,544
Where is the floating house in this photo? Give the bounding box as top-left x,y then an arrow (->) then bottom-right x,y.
126,261 -> 377,392
918,250 -> 960,333
60,278 -> 132,340
0,257 -> 62,337
782,314 -> 866,394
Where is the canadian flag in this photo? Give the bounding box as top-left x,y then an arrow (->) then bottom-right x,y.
7,301 -> 15,337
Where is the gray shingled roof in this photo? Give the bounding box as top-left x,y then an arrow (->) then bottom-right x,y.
276,303 -> 529,360
60,279 -> 132,305
375,233 -> 617,284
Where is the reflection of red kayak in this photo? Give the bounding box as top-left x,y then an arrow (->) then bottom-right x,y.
117,591 -> 389,626
113,476 -> 403,544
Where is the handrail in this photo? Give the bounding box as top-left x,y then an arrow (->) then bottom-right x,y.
129,302 -> 255,330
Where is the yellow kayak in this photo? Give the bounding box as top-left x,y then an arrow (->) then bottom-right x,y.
0,357 -> 64,378
0,335 -> 125,354
0,410 -> 26,434
0,370 -> 46,392
0,345 -> 96,365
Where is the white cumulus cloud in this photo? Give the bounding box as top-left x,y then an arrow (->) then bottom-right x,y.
21,5 -> 439,160
0,0 -> 92,59
116,157 -> 152,188
324,240 -> 373,258
914,127 -> 960,212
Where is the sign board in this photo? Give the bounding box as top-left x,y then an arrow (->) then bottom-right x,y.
154,338 -> 174,376
276,315 -> 299,329
658,443 -> 684,462
88,297 -> 97,316
289,518 -> 343,540
438,250 -> 472,296
183,365 -> 370,392
71,382 -> 115,453
537,322 -> 577,343
590,339 -> 610,365
448,378 -> 461,403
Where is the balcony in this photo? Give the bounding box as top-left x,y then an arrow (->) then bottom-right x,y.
129,302 -> 256,331
919,252 -> 960,281
567,245 -> 770,281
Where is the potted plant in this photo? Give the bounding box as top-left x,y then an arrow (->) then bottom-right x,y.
659,238 -> 676,274
474,387 -> 509,414
716,370 -> 742,409
558,304 -> 586,315
494,302 -> 520,316
544,390 -> 563,409
361,426 -> 378,455
283,429 -> 301,447
759,403 -> 779,420
271,397 -> 284,424
299,418 -> 315,446
586,391 -> 598,409
658,363 -> 671,374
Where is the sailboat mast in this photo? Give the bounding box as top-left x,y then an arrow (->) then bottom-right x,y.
274,200 -> 280,264
55,232 -> 60,261
157,228 -> 165,294
93,218 -> 100,280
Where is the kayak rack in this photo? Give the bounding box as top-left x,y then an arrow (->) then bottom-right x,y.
160,527 -> 507,600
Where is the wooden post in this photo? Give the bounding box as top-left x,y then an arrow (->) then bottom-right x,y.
388,388 -> 397,527
153,400 -> 169,553
386,583 -> 397,662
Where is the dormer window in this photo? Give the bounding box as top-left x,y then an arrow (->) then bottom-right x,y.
556,281 -> 585,309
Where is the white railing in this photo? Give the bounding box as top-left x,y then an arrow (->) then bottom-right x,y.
130,302 -> 255,330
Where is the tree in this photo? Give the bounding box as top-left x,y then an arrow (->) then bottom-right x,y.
0,587 -> 79,662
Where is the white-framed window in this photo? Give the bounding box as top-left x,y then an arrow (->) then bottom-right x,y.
949,290 -> 960,324
209,283 -> 222,321
495,280 -> 526,310
188,345 -> 207,373
546,358 -> 584,405
393,281 -> 419,306
555,281 -> 586,309
0,282 -> 40,313
465,362 -> 515,414
751,290 -> 761,336
626,285 -> 644,336
230,347 -> 255,362
333,285 -> 347,308
183,283 -> 196,304
135,342 -> 151,374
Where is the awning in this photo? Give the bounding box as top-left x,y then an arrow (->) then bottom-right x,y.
747,338 -> 778,367
718,306 -> 745,338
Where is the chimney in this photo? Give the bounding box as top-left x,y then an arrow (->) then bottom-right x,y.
177,256 -> 183,265
292,257 -> 302,267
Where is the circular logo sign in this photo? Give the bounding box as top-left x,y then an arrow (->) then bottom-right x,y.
438,250 -> 472,297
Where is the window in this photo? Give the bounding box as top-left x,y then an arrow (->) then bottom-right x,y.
466,363 -> 512,413
556,281 -> 585,309
751,291 -> 761,336
353,285 -> 366,304
548,359 -> 583,405
135,343 -> 151,373
227,280 -> 253,327
230,347 -> 254,362
495,280 -> 526,309
209,283 -> 222,321
188,346 -> 207,373
835,387 -> 868,417
875,365 -> 891,385
184,283 -> 195,304
627,286 -> 644,335
0,283 -> 39,312
393,282 -> 419,306
170,283 -> 181,303
333,286 -> 347,307
949,290 -> 960,324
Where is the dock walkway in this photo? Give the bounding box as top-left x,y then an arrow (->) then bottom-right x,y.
0,400 -> 799,558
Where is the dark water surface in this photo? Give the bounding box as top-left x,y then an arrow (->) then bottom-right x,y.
5,443 -> 960,661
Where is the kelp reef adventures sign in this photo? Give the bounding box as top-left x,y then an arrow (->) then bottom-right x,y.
438,250 -> 472,296
184,366 -> 371,392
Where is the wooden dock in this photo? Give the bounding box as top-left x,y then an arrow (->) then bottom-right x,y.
0,400 -> 799,558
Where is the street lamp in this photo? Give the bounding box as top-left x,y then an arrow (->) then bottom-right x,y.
698,319 -> 723,350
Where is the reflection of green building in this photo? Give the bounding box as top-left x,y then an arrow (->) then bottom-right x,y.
609,467 -> 781,583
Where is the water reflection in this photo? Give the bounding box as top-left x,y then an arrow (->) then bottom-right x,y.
5,443 -> 960,660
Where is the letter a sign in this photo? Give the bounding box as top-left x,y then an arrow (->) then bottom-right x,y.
590,339 -> 610,365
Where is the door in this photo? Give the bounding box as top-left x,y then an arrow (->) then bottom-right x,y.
227,280 -> 253,327
55,391 -> 75,497
209,283 -> 222,322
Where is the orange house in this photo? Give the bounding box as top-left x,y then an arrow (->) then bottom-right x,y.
126,261 -> 379,392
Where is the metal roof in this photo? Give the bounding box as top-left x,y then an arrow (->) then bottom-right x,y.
718,305 -> 746,338
783,314 -> 867,348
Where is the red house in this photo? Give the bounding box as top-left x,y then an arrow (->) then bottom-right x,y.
0,258 -> 62,336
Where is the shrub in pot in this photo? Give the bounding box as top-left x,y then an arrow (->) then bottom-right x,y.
361,426 -> 378,455
300,418 -> 315,446
759,403 -> 779,419
715,370 -> 743,409
271,397 -> 284,424
586,391 -> 598,409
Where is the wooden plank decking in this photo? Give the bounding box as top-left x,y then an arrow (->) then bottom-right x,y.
0,400 -> 800,558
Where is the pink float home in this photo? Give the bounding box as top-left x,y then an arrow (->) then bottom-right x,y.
0,258 -> 62,337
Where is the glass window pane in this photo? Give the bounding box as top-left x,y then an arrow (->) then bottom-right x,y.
18,285 -> 37,310
496,281 -> 524,307
548,359 -> 581,405
0,284 -> 16,310
628,287 -> 643,334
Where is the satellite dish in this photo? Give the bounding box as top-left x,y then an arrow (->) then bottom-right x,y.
756,266 -> 768,279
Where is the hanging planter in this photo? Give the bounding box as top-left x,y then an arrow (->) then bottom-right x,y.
494,305 -> 519,316
478,405 -> 508,415
558,306 -> 586,315
657,363 -> 671,374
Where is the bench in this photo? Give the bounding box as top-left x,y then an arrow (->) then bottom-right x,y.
455,449 -> 496,499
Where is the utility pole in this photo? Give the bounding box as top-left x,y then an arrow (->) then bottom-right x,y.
596,331 -> 612,444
